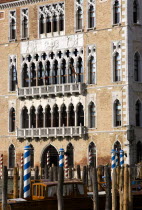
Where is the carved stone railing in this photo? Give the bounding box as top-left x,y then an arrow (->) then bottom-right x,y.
18,83 -> 86,99
16,126 -> 87,139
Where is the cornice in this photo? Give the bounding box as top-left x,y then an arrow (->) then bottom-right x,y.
0,0 -> 49,10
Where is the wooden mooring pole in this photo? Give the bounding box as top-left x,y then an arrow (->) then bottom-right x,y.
112,168 -> 117,210
2,166 -> 8,210
105,165 -> 111,210
19,167 -> 24,198
119,166 -> 124,210
34,166 -> 39,180
13,167 -> 19,198
92,164 -> 98,210
123,165 -> 129,210
77,165 -> 81,179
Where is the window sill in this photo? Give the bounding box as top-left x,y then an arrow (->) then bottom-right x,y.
9,38 -> 17,43
75,29 -> 84,33
112,23 -> 121,27
113,81 -> 122,83
113,126 -> 122,129
87,27 -> 96,31
21,37 -> 29,41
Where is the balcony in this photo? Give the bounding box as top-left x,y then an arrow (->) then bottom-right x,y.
18,83 -> 86,99
16,126 -> 87,139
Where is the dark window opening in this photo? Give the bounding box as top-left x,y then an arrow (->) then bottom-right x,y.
9,108 -> 15,132
9,144 -> 15,168
61,59 -> 66,84
113,0 -> 120,24
37,106 -> 43,128
46,16 -> 51,33
30,106 -> 36,128
77,103 -> 84,126
59,13 -> 64,31
76,57 -> 83,82
37,62 -> 44,86
76,8 -> 83,30
22,64 -> 29,87
61,104 -> 67,126
89,102 -> 95,128
66,143 -> 74,167
22,107 -> 29,128
45,106 -> 51,127
53,105 -> 59,127
136,100 -> 141,126
88,5 -> 95,28
133,0 -> 138,24
69,104 -> 75,126
45,61 -> 51,85
114,100 -> 121,127
30,63 -> 36,87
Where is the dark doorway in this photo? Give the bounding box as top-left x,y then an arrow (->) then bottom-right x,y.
41,145 -> 58,168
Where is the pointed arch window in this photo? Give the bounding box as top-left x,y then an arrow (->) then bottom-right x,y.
135,100 -> 141,126
45,105 -> 51,127
45,61 -> 51,85
88,142 -> 96,166
89,56 -> 96,84
9,108 -> 15,132
88,5 -> 95,28
61,59 -> 66,84
10,65 -> 17,91
21,9 -> 28,39
137,141 -> 142,163
59,13 -> 64,31
89,102 -> 95,128
77,103 -> 84,126
37,62 -> 44,86
113,0 -> 120,24
114,100 -> 121,127
134,52 -> 140,82
76,7 -> 83,30
69,104 -> 75,126
21,107 -> 29,128
114,52 -> 121,82
69,58 -> 75,83
52,60 -> 59,84
76,57 -> 83,82
66,143 -> 74,167
39,14 -> 44,34
10,11 -> 16,40
30,106 -> 36,128
61,104 -> 67,126
46,15 -> 51,33
22,64 -> 29,87
9,144 -> 15,168
30,63 -> 36,87
37,106 -> 44,128
133,0 -> 139,24
53,14 -> 58,32
53,105 -> 59,127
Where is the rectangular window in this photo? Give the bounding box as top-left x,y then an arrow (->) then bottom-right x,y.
21,8 -> 28,39
9,11 -> 16,40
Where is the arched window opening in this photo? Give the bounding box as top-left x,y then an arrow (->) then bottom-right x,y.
76,57 -> 83,82
9,108 -> 15,132
37,62 -> 44,86
59,13 -> 64,31
9,144 -> 15,168
66,143 -> 74,167
76,8 -> 83,30
39,14 -> 44,34
10,18 -> 16,40
45,61 -> 51,85
61,59 -> 66,84
89,56 -> 96,84
88,5 -> 95,28
22,16 -> 28,38
89,102 -> 95,128
30,106 -> 36,128
29,144 -> 34,168
41,145 -> 58,168
30,63 -> 36,87
133,0 -> 139,24
22,107 -> 29,128
113,0 -> 120,24
114,52 -> 121,82
89,142 -> 96,167
114,141 -> 121,165
52,60 -> 59,84
10,65 -> 17,91
61,104 -> 67,126
77,103 -> 84,126
114,100 -> 121,127
22,64 -> 29,87
45,105 -> 51,127
46,15 -> 51,33
69,58 -> 75,83
134,52 -> 140,82
137,141 -> 142,163
37,106 -> 43,128
69,104 -> 75,126
53,105 -> 59,127
136,100 -> 141,126
53,14 -> 58,32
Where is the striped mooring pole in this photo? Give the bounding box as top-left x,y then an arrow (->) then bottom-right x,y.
59,148 -> 64,167
120,150 -> 124,167
0,154 -> 3,178
24,145 -> 31,198
21,153 -> 24,168
64,154 -> 68,178
111,149 -> 116,170
89,151 -> 92,166
47,151 -> 50,167
115,150 -> 118,167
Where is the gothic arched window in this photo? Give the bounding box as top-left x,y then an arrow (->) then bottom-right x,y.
37,62 -> 44,86
53,14 -> 58,32
61,59 -> 66,84
89,56 -> 96,84
114,52 -> 121,82
134,52 -> 140,82
37,105 -> 44,128
66,143 -> 74,167
9,144 -> 15,168
61,104 -> 67,126
69,58 -> 75,83
30,106 -> 36,128
135,100 -> 141,126
69,104 -> 75,126
45,61 -> 51,85
39,14 -> 44,34
76,57 -> 83,82
76,7 -> 83,30
89,102 -> 96,128
88,5 -> 95,28
21,107 -> 29,128
133,0 -> 139,24
53,104 -> 59,127
113,0 -> 120,24
52,60 -> 59,84
137,141 -> 142,163
114,99 -> 121,127
22,63 -> 29,87
45,105 -> 51,127
30,63 -> 36,87
46,15 -> 51,33
10,65 -> 17,91
77,103 -> 84,126
9,108 -> 15,132
59,13 -> 64,31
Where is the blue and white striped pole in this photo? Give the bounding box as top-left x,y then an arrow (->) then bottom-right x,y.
120,150 -> 124,167
24,145 -> 31,198
115,150 -> 118,167
111,149 -> 116,170
59,148 -> 64,167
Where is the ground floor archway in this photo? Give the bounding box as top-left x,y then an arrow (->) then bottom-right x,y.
41,145 -> 58,168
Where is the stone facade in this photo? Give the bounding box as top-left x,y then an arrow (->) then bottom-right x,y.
0,0 -> 141,169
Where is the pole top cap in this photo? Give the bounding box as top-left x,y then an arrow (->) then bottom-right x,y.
24,145 -> 31,150
59,148 -> 64,154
